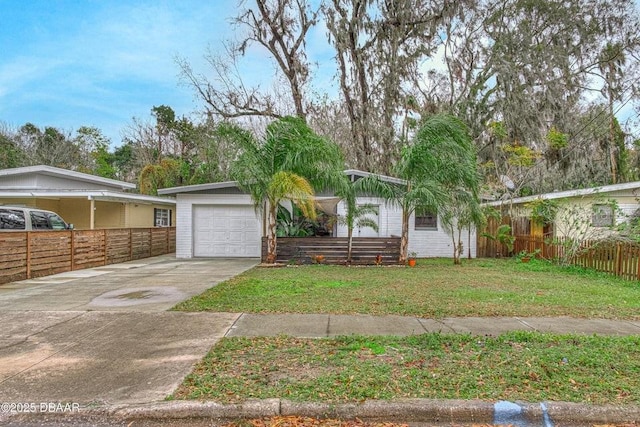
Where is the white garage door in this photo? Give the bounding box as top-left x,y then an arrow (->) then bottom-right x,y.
193,205 -> 261,257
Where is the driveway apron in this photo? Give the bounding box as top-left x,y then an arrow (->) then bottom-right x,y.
0,256 -> 257,405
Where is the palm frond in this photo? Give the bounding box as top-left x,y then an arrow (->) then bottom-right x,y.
268,171 -> 316,220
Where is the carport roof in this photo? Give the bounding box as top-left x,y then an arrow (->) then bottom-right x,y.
0,165 -> 136,190
0,190 -> 175,205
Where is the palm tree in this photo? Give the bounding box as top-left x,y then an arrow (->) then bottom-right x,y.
338,200 -> 379,264
394,114 -> 480,263
232,116 -> 345,263
336,173 -> 400,264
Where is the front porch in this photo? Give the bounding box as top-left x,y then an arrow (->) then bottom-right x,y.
261,236 -> 402,265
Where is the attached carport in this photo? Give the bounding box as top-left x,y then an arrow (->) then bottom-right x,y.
158,181 -> 263,259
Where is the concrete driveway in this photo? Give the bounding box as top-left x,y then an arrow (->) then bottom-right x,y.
0,256 -> 257,406
0,255 -> 257,312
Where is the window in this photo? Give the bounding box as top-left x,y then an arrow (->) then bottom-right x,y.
154,208 -> 171,227
415,208 -> 437,230
46,213 -> 67,230
30,211 -> 51,229
0,209 -> 26,230
592,204 -> 614,227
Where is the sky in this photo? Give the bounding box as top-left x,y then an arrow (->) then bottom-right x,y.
1,1 -> 636,150
0,0 -> 260,146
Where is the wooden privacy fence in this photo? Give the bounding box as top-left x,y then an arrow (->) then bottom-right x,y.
262,237 -> 402,265
0,227 -> 176,284
514,235 -> 640,281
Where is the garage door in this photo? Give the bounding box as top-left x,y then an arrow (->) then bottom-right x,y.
193,205 -> 261,257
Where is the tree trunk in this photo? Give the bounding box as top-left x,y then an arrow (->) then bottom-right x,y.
347,226 -> 353,264
399,208 -> 410,263
451,233 -> 459,265
266,203 -> 278,263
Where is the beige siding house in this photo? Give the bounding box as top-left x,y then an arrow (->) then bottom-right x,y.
0,165 -> 175,229
484,181 -> 640,239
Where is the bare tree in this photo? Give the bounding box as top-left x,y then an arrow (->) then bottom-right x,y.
178,0 -> 319,121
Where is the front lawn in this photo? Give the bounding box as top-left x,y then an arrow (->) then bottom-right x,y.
173,259 -> 640,319
172,332 -> 640,405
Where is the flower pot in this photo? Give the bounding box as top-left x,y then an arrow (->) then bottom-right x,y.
521,257 -> 531,263
408,259 -> 416,267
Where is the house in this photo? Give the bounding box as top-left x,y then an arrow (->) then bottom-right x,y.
482,181 -> 640,239
0,165 -> 176,229
157,169 -> 478,259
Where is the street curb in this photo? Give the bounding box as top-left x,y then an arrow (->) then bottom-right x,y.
100,399 -> 640,425
4,399 -> 640,425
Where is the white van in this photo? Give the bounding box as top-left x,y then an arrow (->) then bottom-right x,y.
0,207 -> 73,231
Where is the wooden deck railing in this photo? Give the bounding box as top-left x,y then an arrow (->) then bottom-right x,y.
0,227 -> 176,284
261,236 -> 402,265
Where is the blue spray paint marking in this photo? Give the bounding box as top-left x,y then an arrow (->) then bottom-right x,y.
540,402 -> 554,427
493,401 -> 556,427
493,401 -> 528,426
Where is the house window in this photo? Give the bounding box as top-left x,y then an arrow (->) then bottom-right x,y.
415,208 -> 437,230
592,204 -> 614,227
154,208 -> 172,227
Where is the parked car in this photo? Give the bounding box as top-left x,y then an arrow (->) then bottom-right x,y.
0,206 -> 73,231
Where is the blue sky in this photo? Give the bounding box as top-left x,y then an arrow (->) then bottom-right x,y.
0,0 -> 249,146
1,1 -> 636,149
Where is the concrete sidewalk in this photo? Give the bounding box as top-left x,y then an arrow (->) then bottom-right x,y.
226,313 -> 640,337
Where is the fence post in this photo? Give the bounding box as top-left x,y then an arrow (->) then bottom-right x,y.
26,232 -> 31,279
70,230 -> 75,271
103,229 -> 107,266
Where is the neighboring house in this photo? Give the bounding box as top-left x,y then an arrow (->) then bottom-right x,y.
158,169 -> 478,259
0,165 -> 175,230
483,181 -> 640,239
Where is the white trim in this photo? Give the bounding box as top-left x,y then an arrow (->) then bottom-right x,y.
343,169 -> 406,185
0,190 -> 175,205
158,181 -> 240,195
483,181 -> 640,207
0,165 -> 136,190
160,170 -> 407,196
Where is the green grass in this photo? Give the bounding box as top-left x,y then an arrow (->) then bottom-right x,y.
172,332 -> 640,405
173,258 -> 640,319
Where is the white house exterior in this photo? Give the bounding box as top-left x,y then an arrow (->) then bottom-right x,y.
159,182 -> 263,258
159,170 -> 477,259
334,197 -> 476,258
